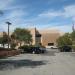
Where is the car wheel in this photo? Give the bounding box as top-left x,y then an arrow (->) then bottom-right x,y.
32,51 -> 35,54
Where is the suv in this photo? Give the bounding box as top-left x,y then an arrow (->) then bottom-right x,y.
59,45 -> 72,52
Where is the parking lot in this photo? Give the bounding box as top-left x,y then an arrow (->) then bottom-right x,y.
0,49 -> 75,75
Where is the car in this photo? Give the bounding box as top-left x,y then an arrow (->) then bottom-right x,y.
59,45 -> 72,52
30,47 -> 46,54
19,46 -> 46,54
46,46 -> 58,49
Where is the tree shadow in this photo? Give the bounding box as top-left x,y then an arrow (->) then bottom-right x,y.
0,59 -> 47,70
0,56 -> 8,59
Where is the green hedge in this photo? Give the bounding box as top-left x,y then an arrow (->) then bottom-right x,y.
19,45 -> 31,53
0,47 -> 16,51
72,45 -> 75,52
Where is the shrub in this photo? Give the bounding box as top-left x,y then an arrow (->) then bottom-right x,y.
19,45 -> 31,53
0,47 -> 20,58
11,43 -> 16,49
57,33 -> 72,50
0,47 -> 11,51
72,45 -> 75,52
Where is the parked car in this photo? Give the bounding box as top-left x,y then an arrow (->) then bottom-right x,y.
46,46 -> 58,49
59,45 -> 72,52
30,47 -> 46,54
19,46 -> 46,54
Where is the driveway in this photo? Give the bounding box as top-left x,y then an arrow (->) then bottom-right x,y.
0,49 -> 75,75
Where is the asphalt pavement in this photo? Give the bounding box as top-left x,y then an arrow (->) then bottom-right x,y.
0,49 -> 75,75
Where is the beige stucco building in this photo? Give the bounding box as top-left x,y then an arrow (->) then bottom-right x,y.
0,32 -> 3,37
30,28 -> 62,47
0,28 -> 63,47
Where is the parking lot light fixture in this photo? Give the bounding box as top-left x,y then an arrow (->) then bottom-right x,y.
6,22 -> 12,49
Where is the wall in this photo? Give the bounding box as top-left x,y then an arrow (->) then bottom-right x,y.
41,33 -> 60,46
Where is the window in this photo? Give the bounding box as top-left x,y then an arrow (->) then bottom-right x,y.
36,34 -> 41,37
48,43 -> 54,46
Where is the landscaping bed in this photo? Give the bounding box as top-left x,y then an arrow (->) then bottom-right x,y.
0,48 -> 21,58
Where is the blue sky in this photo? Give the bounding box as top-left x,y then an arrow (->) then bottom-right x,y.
0,0 -> 75,32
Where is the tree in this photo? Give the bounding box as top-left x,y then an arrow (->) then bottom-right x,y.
0,32 -> 9,47
71,31 -> 75,41
11,28 -> 32,47
57,33 -> 72,47
70,31 -> 75,51
10,42 -> 16,49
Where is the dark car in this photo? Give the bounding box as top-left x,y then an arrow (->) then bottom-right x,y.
19,45 -> 46,54
30,47 -> 46,54
59,45 -> 72,52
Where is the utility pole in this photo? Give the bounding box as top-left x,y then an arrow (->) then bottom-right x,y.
72,21 -> 75,32
6,22 -> 11,49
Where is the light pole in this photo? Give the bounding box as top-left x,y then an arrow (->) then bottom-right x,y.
6,22 -> 11,48
72,21 -> 75,32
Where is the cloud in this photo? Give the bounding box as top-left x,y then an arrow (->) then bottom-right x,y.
3,5 -> 26,11
6,9 -> 27,19
38,5 -> 75,20
45,25 -> 72,32
0,0 -> 14,10
63,5 -> 75,22
0,0 -> 75,33
0,2 -> 28,32
0,23 -> 16,32
64,5 -> 75,17
38,10 -> 63,18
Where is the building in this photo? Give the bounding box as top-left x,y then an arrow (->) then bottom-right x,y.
0,28 -> 63,47
0,32 -> 3,37
30,28 -> 62,47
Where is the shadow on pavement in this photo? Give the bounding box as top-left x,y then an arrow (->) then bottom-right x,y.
41,51 -> 56,56
0,59 -> 47,70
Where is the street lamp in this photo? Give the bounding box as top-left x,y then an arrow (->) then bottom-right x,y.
6,22 -> 11,48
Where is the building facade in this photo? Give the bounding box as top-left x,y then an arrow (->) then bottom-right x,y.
0,28 -> 62,47
30,28 -> 61,47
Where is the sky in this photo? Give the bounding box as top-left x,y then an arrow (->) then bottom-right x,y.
0,0 -> 75,32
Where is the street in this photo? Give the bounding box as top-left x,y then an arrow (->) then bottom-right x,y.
0,49 -> 75,75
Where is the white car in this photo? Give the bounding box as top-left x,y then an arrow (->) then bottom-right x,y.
46,46 -> 58,49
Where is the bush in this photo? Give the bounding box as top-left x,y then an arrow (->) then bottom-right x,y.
19,45 -> 41,53
0,47 -> 11,51
11,43 -> 16,49
57,33 -> 72,47
0,47 -> 20,58
19,45 -> 31,53
58,45 -> 72,52
72,45 -> 75,52
0,47 -> 17,51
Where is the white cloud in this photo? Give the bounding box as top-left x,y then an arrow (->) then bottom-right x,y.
38,5 -> 75,20
3,5 -> 26,11
0,5 -> 28,32
45,25 -> 72,32
6,9 -> 26,19
0,0 -> 14,10
39,10 -> 63,18
64,5 -> 75,18
0,1 -> 75,33
63,5 -> 75,22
